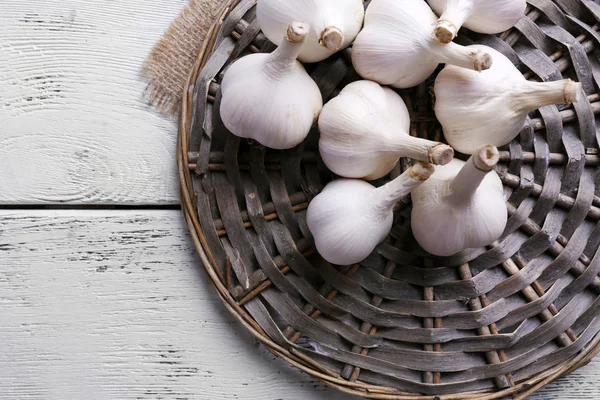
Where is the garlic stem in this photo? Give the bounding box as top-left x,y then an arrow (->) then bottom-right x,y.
436,42 -> 493,72
434,1 -> 473,43
265,22 -> 310,76
382,135 -> 454,165
372,162 -> 435,213
449,145 -> 499,204
319,26 -> 345,51
517,79 -> 582,113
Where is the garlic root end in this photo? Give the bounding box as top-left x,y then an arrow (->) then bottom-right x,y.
409,162 -> 435,181
564,80 -> 582,104
319,26 -> 344,51
429,144 -> 454,165
472,51 -> 493,72
287,22 -> 310,43
473,145 -> 500,172
434,20 -> 457,44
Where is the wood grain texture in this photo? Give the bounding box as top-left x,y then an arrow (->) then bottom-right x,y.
0,0 -> 183,205
0,210 -> 597,399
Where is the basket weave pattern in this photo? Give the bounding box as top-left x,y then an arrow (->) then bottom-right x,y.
179,1 -> 600,398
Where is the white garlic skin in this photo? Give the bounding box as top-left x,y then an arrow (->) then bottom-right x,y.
257,0 -> 365,63
308,179 -> 394,265
434,45 -> 582,154
318,80 -> 454,180
428,0 -> 526,43
308,163 -> 434,265
220,22 -> 323,150
411,146 -> 507,257
352,0 -> 492,88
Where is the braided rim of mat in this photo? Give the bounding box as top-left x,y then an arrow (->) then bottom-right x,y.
178,0 -> 600,398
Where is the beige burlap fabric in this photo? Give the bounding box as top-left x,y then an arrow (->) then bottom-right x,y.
142,0 -> 221,114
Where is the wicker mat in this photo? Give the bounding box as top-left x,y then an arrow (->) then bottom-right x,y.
147,0 -> 600,398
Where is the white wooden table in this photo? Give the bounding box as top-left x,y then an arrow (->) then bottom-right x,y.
1,1 -> 599,398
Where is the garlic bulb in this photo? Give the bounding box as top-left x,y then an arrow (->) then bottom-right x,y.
411,145 -> 507,257
434,45 -> 582,154
307,162 -> 434,265
318,80 -> 454,180
257,0 -> 365,63
351,0 -> 492,88
428,0 -> 526,43
220,22 -> 323,150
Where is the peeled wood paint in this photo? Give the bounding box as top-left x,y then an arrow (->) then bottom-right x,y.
0,0 -> 181,205
0,211 -> 350,400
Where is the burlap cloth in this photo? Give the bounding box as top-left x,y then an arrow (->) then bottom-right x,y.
142,0 -> 222,114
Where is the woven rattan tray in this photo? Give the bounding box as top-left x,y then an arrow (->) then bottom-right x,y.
178,0 -> 600,398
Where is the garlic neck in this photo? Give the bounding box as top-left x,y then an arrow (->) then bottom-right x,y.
516,79 -> 581,113
436,42 -> 492,72
372,162 -> 434,215
384,135 -> 454,165
449,145 -> 499,205
434,0 -> 473,43
265,22 -> 309,76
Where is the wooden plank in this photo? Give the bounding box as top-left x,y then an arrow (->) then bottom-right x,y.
0,0 -> 183,205
0,210 -> 349,399
0,210 -> 598,399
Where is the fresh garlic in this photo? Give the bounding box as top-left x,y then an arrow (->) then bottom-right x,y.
434,45 -> 582,154
318,80 -> 454,180
351,0 -> 492,88
411,145 -> 507,257
307,162 -> 434,265
428,0 -> 526,43
220,22 -> 323,150
257,0 -> 365,63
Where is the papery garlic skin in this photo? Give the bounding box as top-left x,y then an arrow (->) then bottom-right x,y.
220,22 -> 323,150
411,145 -> 507,257
318,80 -> 454,180
434,45 -> 582,154
351,0 -> 492,88
257,0 -> 365,63
428,0 -> 526,43
308,162 -> 434,265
